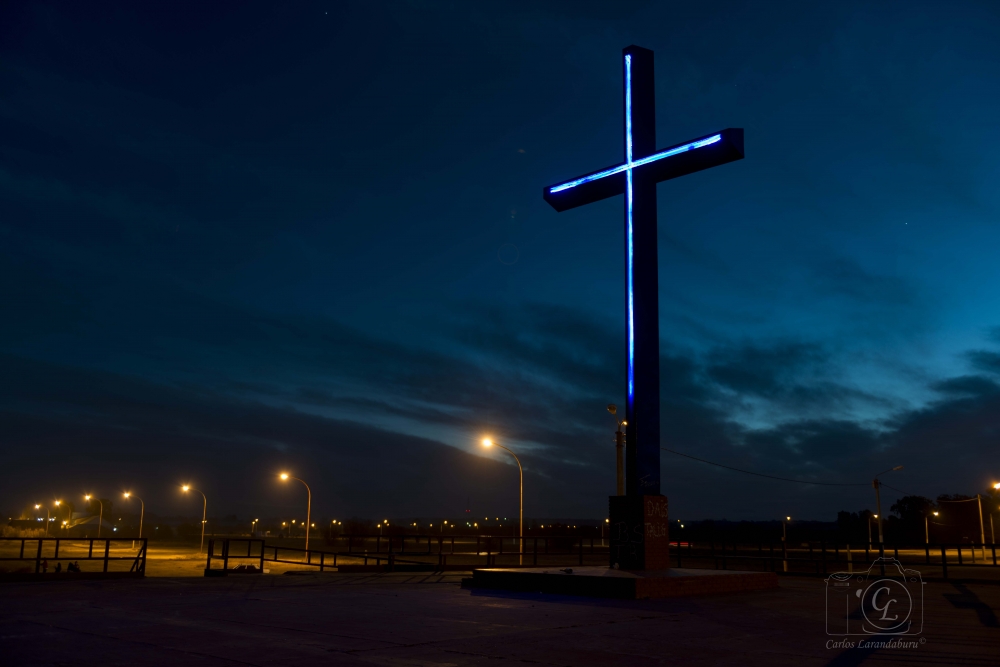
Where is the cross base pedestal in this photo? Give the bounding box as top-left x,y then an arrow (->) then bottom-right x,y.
609,494 -> 669,570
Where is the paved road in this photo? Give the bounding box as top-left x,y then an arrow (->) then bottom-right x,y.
1,572 -> 997,666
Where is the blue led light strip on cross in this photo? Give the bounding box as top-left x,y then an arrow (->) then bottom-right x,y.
547,134 -> 722,194
625,54 -> 634,400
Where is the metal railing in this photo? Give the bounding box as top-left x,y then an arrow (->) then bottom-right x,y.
669,540 -> 998,579
0,537 -> 146,576
205,535 -> 999,580
326,534 -> 608,566
205,535 -> 608,573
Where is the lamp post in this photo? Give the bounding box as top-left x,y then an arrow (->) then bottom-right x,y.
867,514 -> 878,549
84,495 -> 103,538
781,516 -> 790,572
606,405 -> 627,496
872,466 -> 903,553
279,473 -> 312,552
251,518 -> 259,537
181,485 -> 208,554
925,511 -> 938,545
52,500 -> 64,526
35,504 -> 50,537
123,492 -> 144,549
482,437 -> 523,565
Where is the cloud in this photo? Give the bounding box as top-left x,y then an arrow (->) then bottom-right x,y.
966,350 -> 1000,376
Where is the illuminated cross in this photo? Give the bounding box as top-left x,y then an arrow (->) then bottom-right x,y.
544,45 -> 744,497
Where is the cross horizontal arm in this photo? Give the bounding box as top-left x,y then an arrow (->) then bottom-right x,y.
543,128 -> 744,213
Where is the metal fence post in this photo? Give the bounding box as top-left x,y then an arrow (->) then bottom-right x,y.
103,540 -> 110,573
941,546 -> 948,579
35,539 -> 42,573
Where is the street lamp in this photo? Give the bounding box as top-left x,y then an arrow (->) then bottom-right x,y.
482,437 -> 523,565
84,495 -> 103,538
54,500 -> 64,529
35,504 -> 51,537
606,405 -> 627,496
181,485 -> 208,554
251,518 -> 259,536
123,492 -> 144,550
925,510 -> 939,545
782,516 -> 791,572
872,466 -> 903,551
279,473 -> 313,553
868,514 -> 877,548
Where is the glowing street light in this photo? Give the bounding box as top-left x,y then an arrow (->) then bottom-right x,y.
279,473 -> 313,552
123,492 -> 144,549
84,495 -> 103,538
482,437 -> 523,565
181,485 -> 208,554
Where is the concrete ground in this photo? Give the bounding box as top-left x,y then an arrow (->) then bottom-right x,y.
1,571 -> 997,666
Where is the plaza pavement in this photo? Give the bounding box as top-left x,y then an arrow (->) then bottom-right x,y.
1,569 -> 997,666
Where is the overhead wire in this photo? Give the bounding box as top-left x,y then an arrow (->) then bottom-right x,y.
660,446 -> 869,487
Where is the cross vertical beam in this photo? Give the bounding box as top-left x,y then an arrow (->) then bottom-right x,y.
624,46 -> 660,496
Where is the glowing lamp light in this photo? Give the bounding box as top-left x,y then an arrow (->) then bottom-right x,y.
35,504 -> 40,509
786,516 -> 791,521
123,492 -> 130,499
181,486 -> 190,492
994,482 -> 1000,490
482,438 -> 493,447
54,501 -> 61,506
933,511 -> 939,516
280,473 -> 289,480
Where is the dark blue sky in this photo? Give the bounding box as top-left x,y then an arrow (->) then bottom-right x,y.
2,1 -> 999,522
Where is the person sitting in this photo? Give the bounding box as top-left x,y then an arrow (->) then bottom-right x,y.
54,562 -> 62,573
41,559 -> 48,573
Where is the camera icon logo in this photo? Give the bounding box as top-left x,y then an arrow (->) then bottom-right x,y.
825,557 -> 923,636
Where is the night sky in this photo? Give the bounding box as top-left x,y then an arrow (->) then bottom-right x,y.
3,2 -> 999,523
